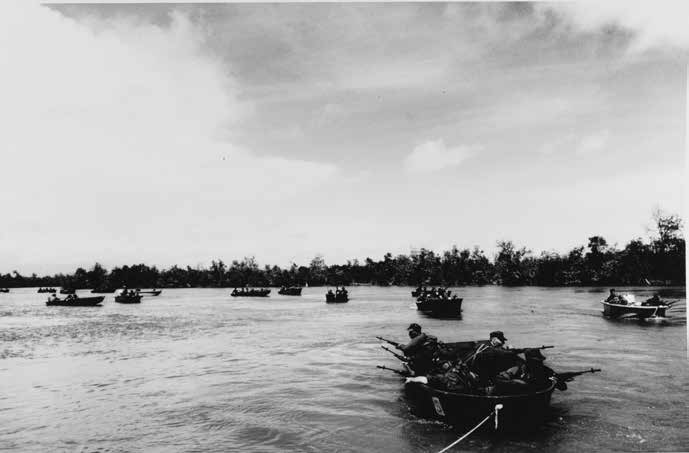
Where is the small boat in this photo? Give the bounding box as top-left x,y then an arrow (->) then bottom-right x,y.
231,288 -> 271,297
59,288 -> 76,295
91,288 -> 117,293
115,294 -> 142,304
37,287 -> 57,293
137,290 -> 162,296
0,288 -> 9,293
416,297 -> 463,317
404,378 -> 556,431
382,339 -> 597,432
600,300 -> 669,319
46,296 -> 104,307
326,292 -> 349,303
278,287 -> 302,296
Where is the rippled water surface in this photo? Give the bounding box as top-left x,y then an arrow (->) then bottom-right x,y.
1,286 -> 687,452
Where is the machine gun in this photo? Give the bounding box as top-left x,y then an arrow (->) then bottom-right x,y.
555,368 -> 601,382
376,336 -> 401,348
381,345 -> 408,362
376,365 -> 409,376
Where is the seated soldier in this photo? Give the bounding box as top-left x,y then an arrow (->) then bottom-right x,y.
428,361 -> 477,393
643,294 -> 662,306
605,289 -> 618,303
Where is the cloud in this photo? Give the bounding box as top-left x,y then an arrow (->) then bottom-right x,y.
575,131 -> 611,155
0,4 -> 336,271
542,1 -> 689,52
404,140 -> 477,174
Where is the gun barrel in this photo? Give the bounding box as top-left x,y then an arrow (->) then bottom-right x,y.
376,336 -> 400,347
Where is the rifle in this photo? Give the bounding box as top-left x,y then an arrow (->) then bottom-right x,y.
508,345 -> 554,354
376,336 -> 401,348
381,345 -> 408,362
377,365 -> 409,376
556,368 -> 601,382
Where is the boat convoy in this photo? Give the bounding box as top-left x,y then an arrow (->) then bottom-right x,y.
43,288 -> 162,306
2,283 -> 680,435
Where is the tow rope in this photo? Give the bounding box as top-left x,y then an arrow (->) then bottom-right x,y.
436,404 -> 503,453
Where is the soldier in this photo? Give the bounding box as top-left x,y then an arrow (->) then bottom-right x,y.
428,360 -> 477,393
489,331 -> 508,349
396,323 -> 438,375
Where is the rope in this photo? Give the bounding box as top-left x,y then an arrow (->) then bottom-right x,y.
436,404 -> 503,453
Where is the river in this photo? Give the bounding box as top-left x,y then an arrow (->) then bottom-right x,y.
0,286 -> 687,452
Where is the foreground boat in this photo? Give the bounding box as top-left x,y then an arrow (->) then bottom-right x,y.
231,288 -> 271,297
404,378 -> 556,431
46,296 -> 104,307
278,287 -> 302,296
115,294 -> 142,304
601,300 -> 669,319
416,297 -> 463,317
378,338 -> 599,432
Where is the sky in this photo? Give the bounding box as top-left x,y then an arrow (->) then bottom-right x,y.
0,1 -> 686,275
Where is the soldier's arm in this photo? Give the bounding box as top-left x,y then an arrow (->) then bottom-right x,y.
398,333 -> 427,353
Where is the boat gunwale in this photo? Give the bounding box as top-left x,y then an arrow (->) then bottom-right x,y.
599,300 -> 670,310
413,379 -> 557,400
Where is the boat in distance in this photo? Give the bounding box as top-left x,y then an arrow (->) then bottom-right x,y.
46,296 -> 104,307
325,293 -> 348,303
137,289 -> 162,296
91,288 -> 117,293
115,294 -> 142,304
416,297 -> 463,317
278,287 -> 302,296
231,288 -> 271,297
600,300 -> 670,319
59,288 -> 76,295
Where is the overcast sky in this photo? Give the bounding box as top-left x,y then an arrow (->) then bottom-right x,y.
0,2 -> 686,275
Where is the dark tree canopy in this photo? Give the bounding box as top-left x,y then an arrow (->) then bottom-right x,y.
2,212 -> 684,289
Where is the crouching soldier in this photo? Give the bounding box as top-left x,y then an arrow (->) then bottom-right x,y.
397,323 -> 439,376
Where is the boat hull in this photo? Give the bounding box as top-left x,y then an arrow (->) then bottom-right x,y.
601,301 -> 668,318
416,298 -> 463,317
138,290 -> 162,296
231,289 -> 271,297
46,296 -> 104,307
326,294 -> 348,303
278,288 -> 303,296
115,295 -> 142,304
404,380 -> 556,431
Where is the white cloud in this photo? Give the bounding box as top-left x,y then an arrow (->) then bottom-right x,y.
543,1 -> 689,52
0,4 -> 336,271
404,140 -> 477,174
575,130 -> 610,155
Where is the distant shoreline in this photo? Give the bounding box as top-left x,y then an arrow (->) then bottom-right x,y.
1,212 -> 684,290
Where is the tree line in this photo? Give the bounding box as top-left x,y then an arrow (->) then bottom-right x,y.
1,211 -> 684,289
